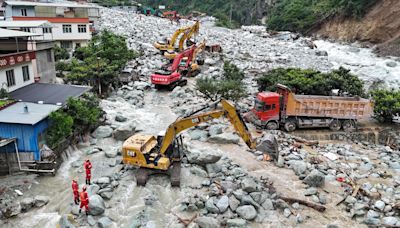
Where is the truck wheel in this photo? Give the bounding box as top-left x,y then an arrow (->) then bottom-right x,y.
266,122 -> 279,130
329,120 -> 341,131
284,121 -> 296,132
342,120 -> 355,132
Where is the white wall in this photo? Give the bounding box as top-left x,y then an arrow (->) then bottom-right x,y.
0,63 -> 34,92
51,23 -> 91,41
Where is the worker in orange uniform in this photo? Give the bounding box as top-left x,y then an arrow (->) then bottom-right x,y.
72,179 -> 80,205
84,159 -> 92,185
79,186 -> 89,215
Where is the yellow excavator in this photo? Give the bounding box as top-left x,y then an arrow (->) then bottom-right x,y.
122,99 -> 257,186
164,22 -> 201,59
154,21 -> 200,54
165,39 -> 206,62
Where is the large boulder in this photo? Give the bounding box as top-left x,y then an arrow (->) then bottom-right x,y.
93,126 -> 113,139
113,124 -> 136,141
256,134 -> 279,161
303,169 -> 325,187
236,205 -> 257,220
241,178 -> 258,192
89,194 -> 105,216
208,133 -> 240,144
20,197 -> 35,212
289,161 -> 307,175
0,202 -> 21,218
227,219 -> 246,228
205,198 -> 219,214
208,125 -> 224,136
216,195 -> 229,213
58,214 -> 77,228
189,129 -> 208,141
185,147 -> 222,165
195,216 -> 220,228
34,195 -> 50,207
98,216 -> 114,228
87,184 -> 100,196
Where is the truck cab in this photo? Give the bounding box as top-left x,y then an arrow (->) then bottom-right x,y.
246,92 -> 281,129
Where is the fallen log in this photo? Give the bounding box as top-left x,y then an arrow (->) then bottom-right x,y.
279,196 -> 326,212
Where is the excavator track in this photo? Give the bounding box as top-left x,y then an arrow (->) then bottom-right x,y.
170,162 -> 181,187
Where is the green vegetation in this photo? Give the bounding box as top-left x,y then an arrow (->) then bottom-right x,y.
256,67 -> 365,97
371,89 -> 400,123
46,95 -> 102,148
55,61 -> 71,78
46,111 -> 74,148
54,46 -> 69,61
267,0 -> 379,33
66,30 -> 138,95
196,61 -> 246,101
0,88 -> 9,99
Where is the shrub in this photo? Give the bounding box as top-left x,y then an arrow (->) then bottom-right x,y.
65,96 -> 101,131
256,67 -> 365,97
371,89 -> 400,123
46,111 -> 74,148
54,46 -> 70,61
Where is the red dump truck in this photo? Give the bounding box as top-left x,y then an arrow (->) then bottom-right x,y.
244,84 -> 373,131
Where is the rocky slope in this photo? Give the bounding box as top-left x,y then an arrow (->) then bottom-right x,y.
315,0 -> 400,56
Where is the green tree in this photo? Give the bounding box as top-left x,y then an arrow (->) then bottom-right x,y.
65,96 -> 101,131
55,61 -> 71,78
67,30 -> 138,94
371,89 -> 400,123
46,111 -> 74,148
256,67 -> 365,97
54,45 -> 70,61
196,61 -> 246,101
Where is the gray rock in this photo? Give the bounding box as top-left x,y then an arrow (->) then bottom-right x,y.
87,215 -> 96,226
87,184 -> 100,196
209,125 -> 224,136
227,218 -> 246,228
229,195 -> 240,211
58,214 -> 76,228
367,210 -> 380,219
185,148 -> 221,165
290,161 -> 307,175
364,217 -> 380,225
386,61 -> 397,67
208,132 -> 240,144
96,177 -> 111,185
256,133 -> 279,160
319,193 -> 327,205
345,196 -> 357,204
296,214 -> 304,223
316,50 -> 328,56
0,202 -> 21,218
190,166 -> 208,178
98,216 -> 114,228
250,192 -> 262,203
283,208 -> 291,217
382,217 -> 398,226
100,191 -> 114,200
34,195 -> 49,207
241,195 -> 260,209
236,205 -> 257,220
20,197 -> 35,212
115,115 -> 127,122
261,199 -> 274,210
216,195 -> 229,213
71,205 -> 80,215
303,169 -> 325,187
304,187 -> 318,196
88,147 -> 101,155
374,200 -> 385,211
113,124 -> 135,141
326,225 -> 339,228
71,160 -> 83,168
195,217 -> 220,228
206,163 -> 222,175
105,149 -> 118,158
189,129 -> 208,141
93,126 -> 113,139
205,198 -> 219,214
89,194 -> 105,216
241,178 -> 258,192
232,189 -> 246,200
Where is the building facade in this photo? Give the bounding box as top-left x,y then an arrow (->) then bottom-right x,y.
3,0 -> 99,50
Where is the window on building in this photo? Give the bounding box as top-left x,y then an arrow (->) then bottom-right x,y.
62,24 -> 72,33
78,24 -> 86,33
42,27 -> 52,33
21,8 -> 27,16
61,41 -> 72,49
20,27 -> 30,32
6,70 -> 15,87
46,50 -> 53,62
22,66 -> 30,82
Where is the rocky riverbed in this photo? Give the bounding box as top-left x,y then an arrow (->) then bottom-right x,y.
1,6 -> 400,228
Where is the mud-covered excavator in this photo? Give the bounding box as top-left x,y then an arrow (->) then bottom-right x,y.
122,99 -> 257,186
154,21 -> 200,54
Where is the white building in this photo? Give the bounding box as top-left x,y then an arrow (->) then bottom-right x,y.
2,0 -> 100,50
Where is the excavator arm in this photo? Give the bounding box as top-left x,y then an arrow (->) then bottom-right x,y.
168,26 -> 191,50
158,99 -> 257,156
192,39 -> 206,62
177,21 -> 200,51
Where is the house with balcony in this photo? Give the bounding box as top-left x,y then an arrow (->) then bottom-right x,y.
2,0 -> 100,50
